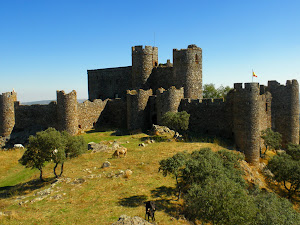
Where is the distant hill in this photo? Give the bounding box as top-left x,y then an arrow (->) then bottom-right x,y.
21,99 -> 87,105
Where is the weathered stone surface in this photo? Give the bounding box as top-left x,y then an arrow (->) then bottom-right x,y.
112,215 -> 153,225
150,124 -> 175,137
102,161 -> 111,168
88,142 -> 110,153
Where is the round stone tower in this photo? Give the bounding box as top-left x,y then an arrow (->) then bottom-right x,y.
0,91 -> 17,137
56,90 -> 78,135
267,80 -> 300,147
287,80 -> 299,145
173,44 -> 202,99
156,86 -> 184,124
127,89 -> 153,131
232,83 -> 261,165
131,45 -> 158,89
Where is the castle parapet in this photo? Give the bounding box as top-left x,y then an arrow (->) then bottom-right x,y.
0,91 -> 17,137
56,90 -> 78,135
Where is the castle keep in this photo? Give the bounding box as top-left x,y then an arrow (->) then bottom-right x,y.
1,45 -> 299,165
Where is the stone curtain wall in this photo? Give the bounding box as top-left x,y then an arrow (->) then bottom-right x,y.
88,66 -> 131,101
147,66 -> 174,91
0,91 -> 16,136
96,99 -> 127,129
267,80 -> 299,147
77,99 -> 108,131
179,98 -> 231,137
14,102 -> 57,131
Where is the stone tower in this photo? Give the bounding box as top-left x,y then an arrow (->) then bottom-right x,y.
0,91 -> 17,137
127,89 -> 153,131
156,86 -> 184,124
56,90 -> 78,135
173,44 -> 202,99
131,45 -> 158,89
232,83 -> 261,165
267,80 -> 299,147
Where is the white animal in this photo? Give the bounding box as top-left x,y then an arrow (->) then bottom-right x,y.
14,144 -> 24,149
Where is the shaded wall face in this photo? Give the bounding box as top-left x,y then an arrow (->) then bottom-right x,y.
0,94 -> 15,137
77,99 -> 108,131
14,103 -> 58,131
179,99 -> 231,138
88,67 -> 131,101
267,83 -> 299,147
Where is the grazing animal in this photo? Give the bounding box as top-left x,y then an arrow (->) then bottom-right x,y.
14,144 -> 24,149
112,147 -> 127,158
145,201 -> 156,222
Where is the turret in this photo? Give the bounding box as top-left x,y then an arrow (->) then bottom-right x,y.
267,80 -> 299,147
232,83 -> 261,165
56,90 -> 78,135
173,44 -> 202,99
156,86 -> 184,124
131,46 -> 158,89
0,91 -> 17,137
127,89 -> 152,131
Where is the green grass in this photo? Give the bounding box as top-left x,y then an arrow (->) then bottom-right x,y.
0,129 -> 225,224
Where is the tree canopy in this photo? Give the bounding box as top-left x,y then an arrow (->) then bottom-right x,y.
161,111 -> 190,132
19,128 -> 86,181
202,83 -> 231,98
261,128 -> 282,155
159,148 -> 300,224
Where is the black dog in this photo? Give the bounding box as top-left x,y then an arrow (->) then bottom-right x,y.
145,201 -> 156,221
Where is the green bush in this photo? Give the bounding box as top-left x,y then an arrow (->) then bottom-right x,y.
161,111 -> 190,132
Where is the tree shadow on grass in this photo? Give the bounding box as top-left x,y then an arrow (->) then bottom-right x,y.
118,195 -> 148,207
150,186 -> 183,219
0,177 -> 56,199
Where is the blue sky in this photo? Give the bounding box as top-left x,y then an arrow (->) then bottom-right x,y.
1,0 -> 300,102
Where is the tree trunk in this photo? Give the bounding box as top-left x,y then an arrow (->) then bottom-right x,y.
39,168 -> 44,181
59,163 -> 64,177
54,163 -> 58,178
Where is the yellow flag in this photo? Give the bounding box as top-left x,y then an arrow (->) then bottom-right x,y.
253,71 -> 257,77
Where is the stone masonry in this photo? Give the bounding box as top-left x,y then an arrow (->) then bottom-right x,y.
0,44 -> 299,165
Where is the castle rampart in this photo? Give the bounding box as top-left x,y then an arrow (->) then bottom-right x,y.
0,91 -> 16,137
57,90 -> 78,135
173,44 -> 202,99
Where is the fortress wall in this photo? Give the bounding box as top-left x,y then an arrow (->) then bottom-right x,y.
179,98 -> 231,137
267,80 -> 299,147
148,66 -> 174,91
14,102 -> 57,131
88,66 -> 131,101
96,98 -> 127,129
127,89 -> 152,131
77,99 -> 108,131
0,91 -> 17,136
156,87 -> 184,124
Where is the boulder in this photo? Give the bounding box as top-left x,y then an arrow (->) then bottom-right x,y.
102,161 -> 111,168
150,124 -> 175,138
88,142 -> 109,153
112,215 -> 153,225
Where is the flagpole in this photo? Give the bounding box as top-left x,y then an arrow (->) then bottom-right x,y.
252,69 -> 253,82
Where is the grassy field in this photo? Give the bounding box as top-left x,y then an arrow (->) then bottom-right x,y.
0,130 -> 225,224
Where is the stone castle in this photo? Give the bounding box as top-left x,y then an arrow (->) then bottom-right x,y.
0,45 -> 299,164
